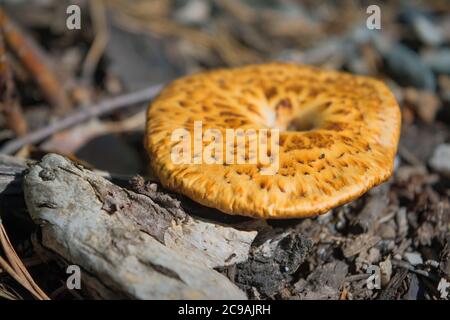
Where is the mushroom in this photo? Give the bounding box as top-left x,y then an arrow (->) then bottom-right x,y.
145,63 -> 401,218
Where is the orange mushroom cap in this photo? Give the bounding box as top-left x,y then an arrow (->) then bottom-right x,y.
145,63 -> 401,219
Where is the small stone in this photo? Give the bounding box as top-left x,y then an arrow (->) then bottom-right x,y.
385,44 -> 435,91
441,17 -> 450,42
174,0 -> 210,25
425,260 -> 440,268
404,252 -> 424,266
404,273 -> 421,300
412,16 -> 444,47
346,57 -> 370,75
423,49 -> 450,74
318,210 -> 333,222
438,75 -> 450,103
335,218 -> 346,232
379,221 -> 397,240
394,155 -> 401,171
429,144 -> 450,177
403,88 -> 441,123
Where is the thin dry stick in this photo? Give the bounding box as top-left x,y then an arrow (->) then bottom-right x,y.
0,283 -> 21,300
0,26 -> 28,136
0,225 -> 50,299
0,8 -> 71,113
0,84 -> 163,155
0,256 -> 33,292
81,0 -> 109,84
0,224 -> 49,300
0,256 -> 43,299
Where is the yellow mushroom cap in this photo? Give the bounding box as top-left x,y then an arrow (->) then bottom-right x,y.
145,63 -> 401,219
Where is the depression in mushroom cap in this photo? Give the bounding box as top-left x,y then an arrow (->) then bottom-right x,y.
145,63 -> 401,219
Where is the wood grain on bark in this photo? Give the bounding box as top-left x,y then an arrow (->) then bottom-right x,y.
21,153 -> 256,299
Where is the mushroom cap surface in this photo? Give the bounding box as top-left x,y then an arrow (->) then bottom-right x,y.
146,63 -> 401,219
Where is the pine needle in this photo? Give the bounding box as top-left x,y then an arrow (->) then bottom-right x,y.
0,221 -> 50,300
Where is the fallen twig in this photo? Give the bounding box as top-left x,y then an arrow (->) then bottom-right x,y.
0,8 -> 71,113
0,282 -> 21,300
391,259 -> 438,281
22,153 -> 253,299
81,0 -> 109,85
0,26 -> 27,136
344,273 -> 371,282
0,84 -> 163,154
378,268 -> 408,300
0,222 -> 49,300
398,145 -> 424,168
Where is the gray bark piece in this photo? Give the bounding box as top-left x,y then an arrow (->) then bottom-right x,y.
23,153 -> 251,299
295,261 -> 348,300
164,219 -> 256,269
429,144 -> 450,178
350,185 -> 389,233
0,154 -> 29,194
343,234 -> 381,258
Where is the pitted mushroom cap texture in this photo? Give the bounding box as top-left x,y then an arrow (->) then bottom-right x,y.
146,63 -> 401,219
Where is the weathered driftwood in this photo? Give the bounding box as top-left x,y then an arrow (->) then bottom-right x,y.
0,154 -> 29,195
0,153 -> 313,299
21,153 -> 257,299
